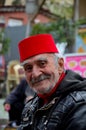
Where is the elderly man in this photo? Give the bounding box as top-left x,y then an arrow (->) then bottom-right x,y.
18,34 -> 86,130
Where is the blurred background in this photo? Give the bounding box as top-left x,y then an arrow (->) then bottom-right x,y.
0,0 -> 86,128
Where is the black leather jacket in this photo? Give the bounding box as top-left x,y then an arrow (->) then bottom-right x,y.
18,70 -> 86,130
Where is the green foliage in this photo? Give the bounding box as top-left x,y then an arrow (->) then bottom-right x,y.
12,0 -> 22,5
77,18 -> 86,25
75,18 -> 86,38
30,17 -> 75,45
43,0 -> 73,19
0,29 -> 10,54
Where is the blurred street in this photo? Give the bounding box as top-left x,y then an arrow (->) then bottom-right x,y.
0,98 -> 8,129
0,98 -> 8,119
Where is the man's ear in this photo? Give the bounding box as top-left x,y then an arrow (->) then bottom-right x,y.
58,58 -> 64,75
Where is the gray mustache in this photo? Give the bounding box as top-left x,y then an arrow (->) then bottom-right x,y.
31,74 -> 50,84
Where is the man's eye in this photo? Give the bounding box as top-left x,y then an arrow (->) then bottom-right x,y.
24,66 -> 32,72
39,61 -> 46,67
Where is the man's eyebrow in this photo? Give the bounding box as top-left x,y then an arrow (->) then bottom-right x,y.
23,57 -> 48,67
37,56 -> 48,60
24,63 -> 31,67
36,58 -> 47,62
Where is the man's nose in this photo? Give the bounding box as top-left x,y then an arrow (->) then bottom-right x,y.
32,66 -> 42,78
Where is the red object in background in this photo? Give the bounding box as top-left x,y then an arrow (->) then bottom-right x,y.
0,55 -> 5,80
0,55 -> 5,67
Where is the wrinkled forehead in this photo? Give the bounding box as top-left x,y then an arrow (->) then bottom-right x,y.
21,53 -> 55,66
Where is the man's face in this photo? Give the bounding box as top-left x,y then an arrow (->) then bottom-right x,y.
23,53 -> 64,94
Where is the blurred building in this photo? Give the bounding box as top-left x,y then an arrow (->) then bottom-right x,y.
0,0 -> 25,6
0,1 -> 58,65
0,0 -> 59,96
0,0 -> 86,62
79,0 -> 86,19
0,6 -> 28,27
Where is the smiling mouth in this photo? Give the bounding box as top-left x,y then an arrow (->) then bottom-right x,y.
31,77 -> 50,86
32,79 -> 45,85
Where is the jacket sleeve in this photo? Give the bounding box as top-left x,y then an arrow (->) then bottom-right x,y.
61,92 -> 86,130
65,103 -> 86,130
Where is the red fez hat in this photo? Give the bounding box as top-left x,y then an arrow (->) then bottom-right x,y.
18,34 -> 59,63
